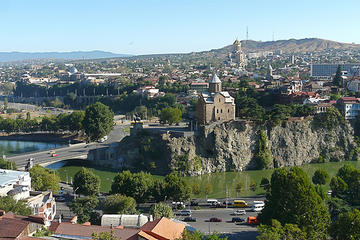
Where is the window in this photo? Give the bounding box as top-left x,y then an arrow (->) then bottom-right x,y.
219,98 -> 221,102
218,117 -> 220,120
217,109 -> 219,113
221,109 -> 223,113
228,109 -> 230,113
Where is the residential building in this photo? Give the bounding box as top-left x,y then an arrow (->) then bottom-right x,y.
49,217 -> 186,240
347,79 -> 360,93
0,169 -> 31,200
337,97 -> 360,120
25,191 -> 56,227
0,210 -> 45,240
197,73 -> 236,125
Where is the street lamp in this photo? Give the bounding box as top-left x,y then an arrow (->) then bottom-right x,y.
74,187 -> 79,200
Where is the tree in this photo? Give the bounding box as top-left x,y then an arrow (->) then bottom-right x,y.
258,167 -> 330,240
164,173 -> 191,201
312,169 -> 329,185
102,194 -> 137,214
68,111 -> 85,132
332,65 -> 343,87
0,196 -> 32,216
192,183 -> 201,196
254,129 -> 272,169
203,183 -> 213,199
178,230 -> 227,240
235,182 -> 244,198
29,165 -> 60,192
313,107 -> 344,130
330,176 -> 348,198
260,177 -> 270,191
250,181 -> 257,192
0,158 -> 17,170
68,196 -> 99,224
330,209 -> 360,240
110,171 -> 154,203
152,179 -> 167,202
159,107 -> 182,125
150,202 -> 174,219
82,102 -> 114,141
92,232 -> 116,240
257,219 -> 307,240
3,97 -> 8,110
73,168 -> 100,196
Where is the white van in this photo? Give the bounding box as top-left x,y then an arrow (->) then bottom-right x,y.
207,199 -> 219,206
251,202 -> 265,212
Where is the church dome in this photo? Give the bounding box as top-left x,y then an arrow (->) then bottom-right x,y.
209,73 -> 221,83
69,66 -> 78,75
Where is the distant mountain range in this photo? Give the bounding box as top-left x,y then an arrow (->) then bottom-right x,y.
0,50 -> 130,63
1,38 -> 359,63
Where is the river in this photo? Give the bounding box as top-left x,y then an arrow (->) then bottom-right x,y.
0,140 -> 66,157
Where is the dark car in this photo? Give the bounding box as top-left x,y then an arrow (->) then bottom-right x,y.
232,217 -> 245,223
184,217 -> 196,222
55,196 -> 66,202
190,200 -> 199,206
209,217 -> 222,222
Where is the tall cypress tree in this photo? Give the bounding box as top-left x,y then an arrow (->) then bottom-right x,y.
333,65 -> 343,87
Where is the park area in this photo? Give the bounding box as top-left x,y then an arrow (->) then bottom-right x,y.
55,160 -> 360,197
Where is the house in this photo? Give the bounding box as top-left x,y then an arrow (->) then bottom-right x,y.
0,169 -> 31,200
0,210 -> 45,239
49,222 -> 139,240
25,191 -> 56,227
49,217 -> 186,240
137,217 -> 186,240
337,97 -> 360,120
197,73 -> 236,125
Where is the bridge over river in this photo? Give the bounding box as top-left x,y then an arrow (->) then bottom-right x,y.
7,125 -> 130,169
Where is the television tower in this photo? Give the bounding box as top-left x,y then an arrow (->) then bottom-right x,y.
246,26 -> 249,41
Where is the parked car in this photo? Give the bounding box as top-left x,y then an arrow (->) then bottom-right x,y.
176,210 -> 192,216
232,217 -> 245,223
51,153 -> 59,157
55,196 -> 66,202
183,217 -> 196,222
233,210 -> 246,215
223,200 -> 233,206
209,217 -> 222,222
49,150 -> 56,154
190,200 -> 199,206
247,216 -> 260,225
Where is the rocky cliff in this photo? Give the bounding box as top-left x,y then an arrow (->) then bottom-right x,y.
88,119 -> 357,176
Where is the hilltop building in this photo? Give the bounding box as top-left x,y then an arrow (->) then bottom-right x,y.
227,39 -> 247,68
197,73 -> 236,125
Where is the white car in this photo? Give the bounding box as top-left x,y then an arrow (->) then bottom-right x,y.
233,209 -> 246,215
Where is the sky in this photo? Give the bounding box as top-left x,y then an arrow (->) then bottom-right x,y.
1,0 -> 360,55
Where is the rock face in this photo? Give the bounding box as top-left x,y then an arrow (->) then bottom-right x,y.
88,119 -> 356,176
163,120 -> 355,175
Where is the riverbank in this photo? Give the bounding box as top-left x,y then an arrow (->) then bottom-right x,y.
52,160 -> 360,197
0,132 -> 83,144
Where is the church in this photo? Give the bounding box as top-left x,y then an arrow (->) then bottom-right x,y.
196,73 -> 236,125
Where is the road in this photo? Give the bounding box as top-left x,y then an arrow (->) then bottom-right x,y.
7,124 -> 130,168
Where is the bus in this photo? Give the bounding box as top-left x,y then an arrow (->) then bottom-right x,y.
233,200 -> 247,208
207,199 -> 219,206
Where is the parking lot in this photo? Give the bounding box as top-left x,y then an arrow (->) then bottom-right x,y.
172,198 -> 264,240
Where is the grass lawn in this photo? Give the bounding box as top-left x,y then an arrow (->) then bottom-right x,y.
55,161 -> 360,197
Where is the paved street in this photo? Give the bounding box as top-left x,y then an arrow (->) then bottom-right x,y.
175,207 -> 259,239
7,124 -> 130,168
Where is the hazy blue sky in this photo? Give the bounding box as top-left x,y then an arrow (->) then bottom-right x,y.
1,0 -> 359,54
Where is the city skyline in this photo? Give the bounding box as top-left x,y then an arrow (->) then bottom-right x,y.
1,0 -> 360,55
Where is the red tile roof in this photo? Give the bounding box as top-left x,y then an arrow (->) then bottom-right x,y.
0,218 -> 29,239
51,222 -> 139,240
140,217 -> 185,240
